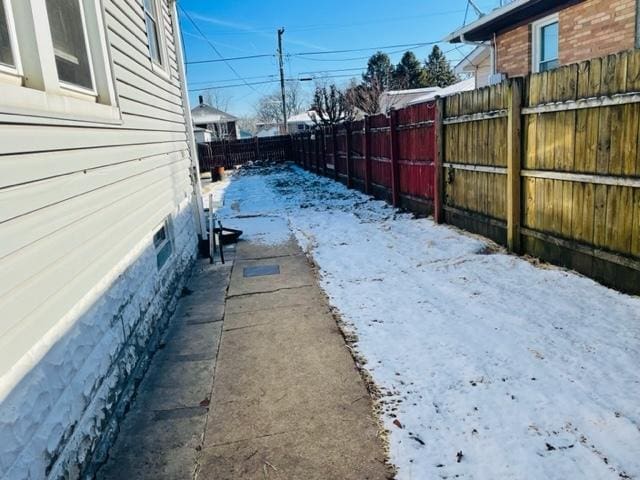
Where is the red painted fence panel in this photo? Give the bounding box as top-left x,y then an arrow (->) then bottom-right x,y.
289,99 -> 437,214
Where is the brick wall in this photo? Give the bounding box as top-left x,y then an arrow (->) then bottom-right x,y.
495,0 -> 637,78
559,0 -> 636,64
496,23 -> 531,77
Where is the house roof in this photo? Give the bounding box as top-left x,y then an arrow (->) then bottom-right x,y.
191,102 -> 238,124
379,87 -> 442,112
444,0 -> 580,43
407,78 -> 476,106
454,46 -> 491,74
287,111 -> 316,124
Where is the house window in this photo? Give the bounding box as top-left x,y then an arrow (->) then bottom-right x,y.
45,0 -> 95,92
0,0 -> 20,74
532,14 -> 559,73
0,0 -> 119,123
143,0 -> 163,66
153,221 -> 173,270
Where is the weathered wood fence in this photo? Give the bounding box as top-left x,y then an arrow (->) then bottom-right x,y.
292,49 -> 640,295
439,50 -> 640,294
292,101 -> 437,212
197,135 -> 291,172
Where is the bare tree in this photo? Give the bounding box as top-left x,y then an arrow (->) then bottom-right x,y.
255,82 -> 307,124
309,83 -> 355,127
201,89 -> 232,111
236,115 -> 258,136
345,78 -> 383,115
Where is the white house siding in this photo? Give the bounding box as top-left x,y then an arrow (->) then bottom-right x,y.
0,0 -> 201,477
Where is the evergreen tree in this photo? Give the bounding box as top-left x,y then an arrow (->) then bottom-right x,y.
393,51 -> 428,89
363,51 -> 394,90
423,46 -> 458,88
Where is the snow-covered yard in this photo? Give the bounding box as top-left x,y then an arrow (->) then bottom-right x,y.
214,163 -> 640,480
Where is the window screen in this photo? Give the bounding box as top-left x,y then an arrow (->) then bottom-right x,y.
45,0 -> 94,90
0,1 -> 15,68
143,0 -> 162,64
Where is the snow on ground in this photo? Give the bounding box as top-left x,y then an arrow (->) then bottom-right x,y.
213,164 -> 640,480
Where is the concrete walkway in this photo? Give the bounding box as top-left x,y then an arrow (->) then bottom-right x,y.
97,223 -> 391,478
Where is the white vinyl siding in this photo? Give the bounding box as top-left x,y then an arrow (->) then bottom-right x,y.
0,0 -> 193,390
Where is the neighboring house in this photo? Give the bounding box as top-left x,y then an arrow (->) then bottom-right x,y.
454,46 -> 493,88
406,78 -> 476,105
287,111 -> 315,132
379,86 -> 441,112
0,0 -> 205,478
191,96 -> 239,140
445,0 -> 639,80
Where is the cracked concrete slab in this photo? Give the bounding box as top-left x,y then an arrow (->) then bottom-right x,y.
98,229 -> 389,479
195,240 -> 391,480
96,255 -> 232,480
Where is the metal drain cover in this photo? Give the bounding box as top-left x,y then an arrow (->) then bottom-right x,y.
243,265 -> 280,278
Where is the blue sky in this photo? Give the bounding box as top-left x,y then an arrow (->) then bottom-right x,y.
179,0 -> 503,116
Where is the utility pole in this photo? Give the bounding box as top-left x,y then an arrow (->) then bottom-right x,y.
277,27 -> 287,134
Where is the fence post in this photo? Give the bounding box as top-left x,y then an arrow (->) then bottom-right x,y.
306,132 -> 312,171
389,109 -> 400,207
254,136 -> 260,161
507,78 -> 523,253
321,127 -> 327,176
345,123 -> 352,188
363,116 -> 371,195
332,125 -> 339,180
434,97 -> 445,224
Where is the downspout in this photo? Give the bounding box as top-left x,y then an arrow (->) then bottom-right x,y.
460,33 -> 496,77
169,0 -> 208,241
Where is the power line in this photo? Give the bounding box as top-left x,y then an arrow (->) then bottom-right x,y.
186,53 -> 275,65
188,74 -> 356,92
178,5 -> 263,93
188,67 -> 365,87
291,41 -> 437,57
187,41 -> 441,65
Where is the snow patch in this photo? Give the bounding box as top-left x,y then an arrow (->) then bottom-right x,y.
216,164 -> 640,480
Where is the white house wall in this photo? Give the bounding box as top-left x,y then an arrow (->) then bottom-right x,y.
0,0 -> 200,477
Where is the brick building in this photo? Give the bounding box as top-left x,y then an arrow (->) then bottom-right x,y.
446,0 -> 639,81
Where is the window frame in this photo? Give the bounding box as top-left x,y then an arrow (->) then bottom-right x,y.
153,219 -> 174,271
531,13 -> 559,74
143,0 -> 168,76
49,0 -> 98,96
0,0 -> 22,78
0,0 -> 121,125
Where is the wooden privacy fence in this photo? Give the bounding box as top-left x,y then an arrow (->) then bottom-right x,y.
292,100 -> 437,212
197,135 -> 291,172
292,49 -> 640,295
440,50 -> 640,294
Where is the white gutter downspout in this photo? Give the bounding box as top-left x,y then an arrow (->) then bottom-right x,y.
460,33 -> 496,77
170,0 -> 208,240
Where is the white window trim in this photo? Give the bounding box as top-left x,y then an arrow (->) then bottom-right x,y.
0,0 -> 121,125
531,13 -> 559,74
143,0 -> 169,77
0,0 -> 22,77
55,0 -> 98,97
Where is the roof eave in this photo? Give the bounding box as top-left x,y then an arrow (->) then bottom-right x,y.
445,0 -> 579,43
